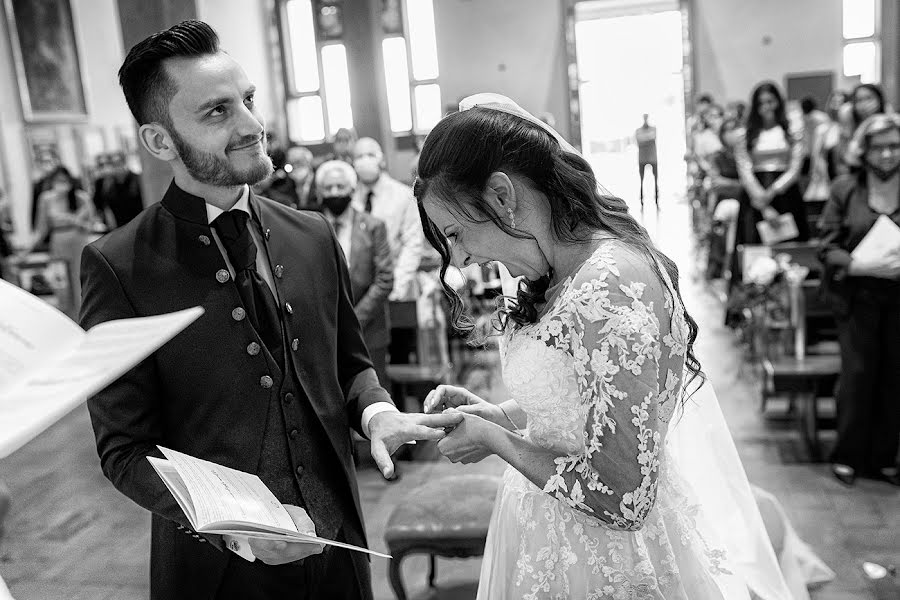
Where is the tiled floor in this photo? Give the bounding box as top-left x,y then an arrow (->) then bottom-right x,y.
0,197 -> 897,599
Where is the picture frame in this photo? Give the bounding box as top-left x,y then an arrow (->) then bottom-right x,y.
3,0 -> 88,122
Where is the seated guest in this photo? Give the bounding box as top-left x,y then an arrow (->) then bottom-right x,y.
317,160 -> 394,386
267,145 -> 318,210
734,81 -> 809,248
93,151 -> 144,229
351,137 -> 424,302
819,113 -> 900,487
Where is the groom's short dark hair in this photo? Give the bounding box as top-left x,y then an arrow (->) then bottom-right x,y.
118,20 -> 220,126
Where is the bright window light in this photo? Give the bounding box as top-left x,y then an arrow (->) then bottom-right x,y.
382,37 -> 413,132
287,96 -> 325,142
414,83 -> 441,131
321,44 -> 354,135
843,0 -> 875,39
407,0 -> 439,80
843,41 -> 878,83
286,0 -> 319,93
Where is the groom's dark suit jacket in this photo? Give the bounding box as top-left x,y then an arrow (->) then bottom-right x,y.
80,182 -> 392,599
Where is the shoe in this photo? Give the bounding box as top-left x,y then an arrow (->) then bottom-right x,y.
832,464 -> 856,486
875,467 -> 900,487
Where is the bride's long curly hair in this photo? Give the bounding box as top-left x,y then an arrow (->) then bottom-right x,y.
413,107 -> 705,394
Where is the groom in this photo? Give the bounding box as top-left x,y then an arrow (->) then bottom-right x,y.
80,20 -> 460,599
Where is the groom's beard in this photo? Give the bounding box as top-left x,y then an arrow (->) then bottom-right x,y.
170,127 -> 273,187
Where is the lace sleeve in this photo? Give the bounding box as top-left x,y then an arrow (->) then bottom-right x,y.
540,246 -> 675,531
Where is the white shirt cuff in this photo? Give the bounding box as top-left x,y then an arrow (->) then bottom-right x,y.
361,402 -> 400,438
224,534 -> 256,562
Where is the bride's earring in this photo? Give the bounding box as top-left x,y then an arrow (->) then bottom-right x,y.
507,207 -> 516,230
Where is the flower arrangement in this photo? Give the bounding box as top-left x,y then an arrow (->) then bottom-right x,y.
726,253 -> 811,350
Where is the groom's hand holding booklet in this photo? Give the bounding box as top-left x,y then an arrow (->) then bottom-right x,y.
149,446 -> 390,560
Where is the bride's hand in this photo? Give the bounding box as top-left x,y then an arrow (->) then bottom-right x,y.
424,385 -> 506,427
437,411 -> 495,464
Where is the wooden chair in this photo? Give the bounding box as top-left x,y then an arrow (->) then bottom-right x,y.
760,277 -> 840,461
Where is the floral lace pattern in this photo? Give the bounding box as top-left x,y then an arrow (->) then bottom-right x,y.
481,240 -> 734,600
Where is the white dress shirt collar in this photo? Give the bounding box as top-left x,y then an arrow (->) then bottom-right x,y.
205,185 -> 251,224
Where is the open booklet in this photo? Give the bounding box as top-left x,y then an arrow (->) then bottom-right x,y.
148,446 -> 390,558
851,214 -> 900,263
0,278 -> 203,458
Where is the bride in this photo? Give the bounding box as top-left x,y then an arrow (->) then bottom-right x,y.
416,94 -> 828,599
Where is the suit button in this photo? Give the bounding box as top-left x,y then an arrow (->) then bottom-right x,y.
260,375 -> 273,389
296,465 -> 304,476
289,429 -> 299,439
274,264 -> 284,278
232,307 -> 246,321
284,302 -> 293,315
216,269 -> 230,283
291,338 -> 299,351
247,342 -> 260,356
283,392 -> 294,404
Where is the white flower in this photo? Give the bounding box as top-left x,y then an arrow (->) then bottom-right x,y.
746,256 -> 779,285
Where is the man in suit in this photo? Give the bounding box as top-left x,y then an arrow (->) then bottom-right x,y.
80,20 -> 460,600
316,160 -> 393,387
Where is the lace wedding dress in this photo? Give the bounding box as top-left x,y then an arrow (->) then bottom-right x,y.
478,239 -> 796,600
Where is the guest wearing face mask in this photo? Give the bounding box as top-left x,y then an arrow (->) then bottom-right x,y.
267,145 -> 318,210
317,160 -> 394,386
351,137 -> 424,302
819,113 -> 900,487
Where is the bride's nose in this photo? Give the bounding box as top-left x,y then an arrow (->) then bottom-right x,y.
450,243 -> 472,267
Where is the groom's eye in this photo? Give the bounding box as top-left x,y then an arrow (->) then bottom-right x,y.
244,94 -> 255,107
208,105 -> 226,118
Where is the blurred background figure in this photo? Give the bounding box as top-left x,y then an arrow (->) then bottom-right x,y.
314,127 -> 357,168
316,159 -> 394,386
818,113 -> 900,488
806,90 -> 850,202
266,145 -> 318,210
352,137 -> 424,302
92,151 -> 143,230
23,166 -> 95,314
734,81 -> 809,252
635,113 -> 659,210
843,83 -> 887,167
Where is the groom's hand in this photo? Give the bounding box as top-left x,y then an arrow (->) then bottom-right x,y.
248,505 -> 325,565
368,411 -> 464,478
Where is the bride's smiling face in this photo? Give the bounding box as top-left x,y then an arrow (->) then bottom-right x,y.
421,171 -> 551,280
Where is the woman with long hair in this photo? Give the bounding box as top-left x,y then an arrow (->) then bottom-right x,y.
734,82 -> 809,251
842,83 -> 887,169
819,113 -> 900,487
417,94 -> 802,599
27,166 -> 94,312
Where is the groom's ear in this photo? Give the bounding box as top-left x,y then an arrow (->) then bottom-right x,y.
484,171 -> 517,216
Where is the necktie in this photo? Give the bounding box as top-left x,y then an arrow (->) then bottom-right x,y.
212,211 -> 283,362
364,189 -> 374,213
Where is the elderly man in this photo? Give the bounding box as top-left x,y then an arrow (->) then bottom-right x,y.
351,137 -> 424,302
317,160 -> 393,386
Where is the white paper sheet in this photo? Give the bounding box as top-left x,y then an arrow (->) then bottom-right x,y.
851,214 -> 900,263
0,279 -> 203,458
